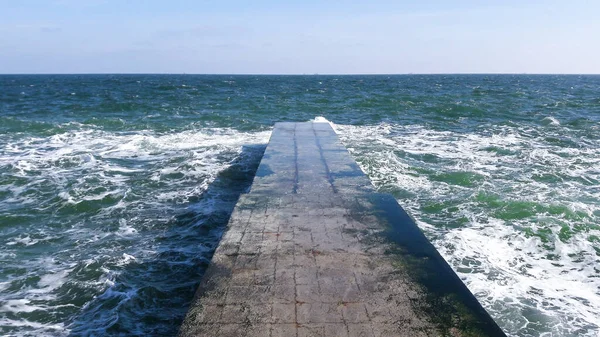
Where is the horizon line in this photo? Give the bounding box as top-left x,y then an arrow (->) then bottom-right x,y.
1,72 -> 599,76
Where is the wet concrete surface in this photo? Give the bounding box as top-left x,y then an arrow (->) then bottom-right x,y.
179,122 -> 506,337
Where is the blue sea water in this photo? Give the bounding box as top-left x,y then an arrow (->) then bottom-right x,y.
0,75 -> 599,336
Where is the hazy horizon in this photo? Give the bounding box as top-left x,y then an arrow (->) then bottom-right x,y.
1,0 -> 599,74
2,73 -> 600,75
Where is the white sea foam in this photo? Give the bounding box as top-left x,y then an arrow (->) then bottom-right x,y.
0,318 -> 66,335
334,122 -> 600,336
312,116 -> 331,123
0,127 -> 270,208
1,299 -> 47,313
542,116 -> 561,126
37,270 -> 70,291
3,115 -> 597,336
0,125 -> 271,336
0,282 -> 10,293
117,253 -> 137,266
116,218 -> 137,237
5,235 -> 39,246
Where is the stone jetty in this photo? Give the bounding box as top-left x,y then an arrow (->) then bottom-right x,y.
179,122 -> 505,337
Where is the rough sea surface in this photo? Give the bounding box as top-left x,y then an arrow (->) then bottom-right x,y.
1,75 -> 599,337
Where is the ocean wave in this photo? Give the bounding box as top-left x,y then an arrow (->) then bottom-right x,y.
334,121 -> 600,336
0,125 -> 269,336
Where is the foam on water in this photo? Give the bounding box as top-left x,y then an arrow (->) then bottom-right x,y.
312,116 -> 331,123
541,116 -> 561,126
2,74 -> 600,336
0,124 -> 270,336
333,121 -> 600,337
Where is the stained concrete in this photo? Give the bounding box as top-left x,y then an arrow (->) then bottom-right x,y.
179,122 -> 506,337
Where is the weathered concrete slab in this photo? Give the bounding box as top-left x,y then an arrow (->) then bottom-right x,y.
179,122 -> 506,337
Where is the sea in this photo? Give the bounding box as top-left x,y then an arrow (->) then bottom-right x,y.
0,74 -> 599,337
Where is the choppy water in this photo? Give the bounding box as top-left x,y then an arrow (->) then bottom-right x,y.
1,75 -> 599,337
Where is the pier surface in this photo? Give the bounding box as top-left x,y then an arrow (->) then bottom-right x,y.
179,122 -> 505,337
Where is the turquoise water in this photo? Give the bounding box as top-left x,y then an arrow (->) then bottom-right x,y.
1,75 -> 599,336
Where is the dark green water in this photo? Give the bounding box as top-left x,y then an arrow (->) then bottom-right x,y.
1,75 -> 599,336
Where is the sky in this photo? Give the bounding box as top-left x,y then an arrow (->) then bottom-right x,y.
0,0 -> 599,74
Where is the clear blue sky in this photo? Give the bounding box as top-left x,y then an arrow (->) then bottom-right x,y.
0,0 -> 598,74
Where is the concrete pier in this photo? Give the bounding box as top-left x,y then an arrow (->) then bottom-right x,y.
179,122 -> 505,337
